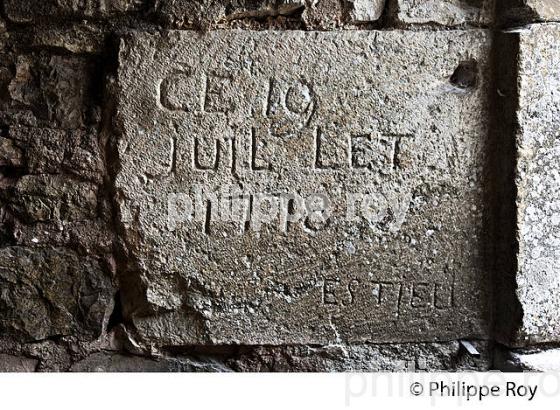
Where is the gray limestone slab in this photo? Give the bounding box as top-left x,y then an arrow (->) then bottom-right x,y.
115,30 -> 492,346
511,23 -> 560,345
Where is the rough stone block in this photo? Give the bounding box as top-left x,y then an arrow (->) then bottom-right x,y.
43,56 -> 94,129
346,0 -> 386,22
0,354 -> 38,372
393,0 -> 494,26
0,247 -> 114,342
226,0 -> 306,18
0,137 -> 24,168
11,175 -> 99,223
4,0 -> 145,23
525,0 -> 560,20
26,23 -> 107,55
502,23 -> 560,346
6,55 -> 93,129
157,1 -> 385,28
116,30 -> 493,346
301,0 -> 346,28
8,126 -> 104,182
12,220 -> 116,253
157,0 -> 306,27
499,0 -> 560,23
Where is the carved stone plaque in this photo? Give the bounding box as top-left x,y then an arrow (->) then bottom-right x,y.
115,30 -> 492,345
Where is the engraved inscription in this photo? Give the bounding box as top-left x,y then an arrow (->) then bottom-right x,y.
266,78 -> 315,136
251,127 -> 272,171
160,70 -> 200,112
323,278 -> 455,313
314,127 -> 348,169
193,137 -> 221,170
116,31 -> 491,344
204,73 -> 236,113
351,133 -> 404,173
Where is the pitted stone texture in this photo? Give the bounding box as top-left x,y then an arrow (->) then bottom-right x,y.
510,24 -> 560,345
4,0 -> 145,23
301,0 -> 345,27
346,0 -> 386,21
393,0 -> 494,25
116,30 -> 492,346
0,247 -> 114,342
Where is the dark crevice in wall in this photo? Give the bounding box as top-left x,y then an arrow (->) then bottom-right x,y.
0,1 -> 6,22
96,33 -> 136,322
489,30 -> 523,347
107,292 -> 124,331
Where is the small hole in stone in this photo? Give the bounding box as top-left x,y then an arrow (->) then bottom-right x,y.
450,59 -> 479,90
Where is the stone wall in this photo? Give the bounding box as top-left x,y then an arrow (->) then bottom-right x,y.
0,0 -> 559,372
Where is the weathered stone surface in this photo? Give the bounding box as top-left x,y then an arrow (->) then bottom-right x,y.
157,0 -> 385,28
494,347 -> 560,372
525,0 -> 560,20
116,30 -> 492,346
227,341 -> 491,371
0,354 -> 38,372
301,0 -> 346,28
70,352 -> 231,372
12,220 -> 116,253
4,55 -> 94,129
393,0 -> 494,26
68,340 -> 490,371
10,175 -> 99,223
347,1 -> 386,22
0,17 -> 7,49
4,0 -> 145,23
0,247 -> 114,342
0,137 -> 24,168
26,23 -> 108,54
19,339 -> 75,371
499,0 -> 560,24
503,24 -> 560,346
225,0 -> 306,19
7,126 -> 104,182
157,0 -> 306,27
